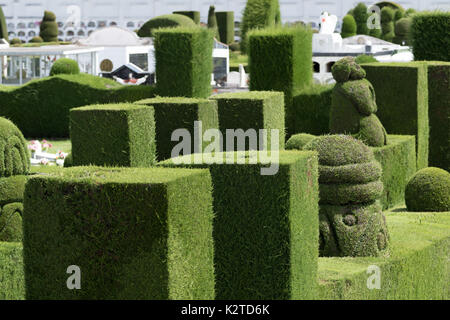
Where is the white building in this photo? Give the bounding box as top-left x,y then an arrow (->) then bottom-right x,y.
1,0 -> 448,42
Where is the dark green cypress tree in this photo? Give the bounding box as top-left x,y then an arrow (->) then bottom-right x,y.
0,6 -> 8,41
39,10 -> 58,42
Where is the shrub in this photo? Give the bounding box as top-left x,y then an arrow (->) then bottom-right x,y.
394,8 -> 404,21
159,150 -> 319,299
411,11 -> 450,61
375,1 -> 404,10
304,135 -> 389,257
355,54 -> 378,64
393,17 -> 412,45
330,57 -> 387,147
405,8 -> 417,17
154,27 -> 213,98
341,14 -> 356,38
70,104 -> 156,167
353,3 -> 369,35
290,84 -> 333,137
405,167 -> 450,212
135,97 -> 219,161
0,6 -> 8,41
427,63 -> 450,171
368,12 -> 382,38
240,0 -> 281,53
362,62 -> 429,169
137,14 -> 196,37
10,38 -> 21,45
0,74 -> 154,137
216,11 -> 234,44
286,133 -> 316,150
0,117 -> 30,177
248,26 -> 312,123
29,36 -> 43,43
172,11 -> 200,24
50,58 -> 80,76
211,91 -> 285,151
229,41 -> 240,51
39,10 -> 58,42
207,6 -> 220,40
372,135 -> 417,209
23,166 -> 215,299
381,7 -> 395,42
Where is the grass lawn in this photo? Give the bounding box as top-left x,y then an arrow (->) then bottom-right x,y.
27,139 -> 71,154
230,51 -> 248,71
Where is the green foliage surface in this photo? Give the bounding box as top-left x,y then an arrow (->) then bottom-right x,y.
341,15 -> 356,38
216,11 -> 234,44
381,7 -> 395,42
50,58 -> 80,76
39,11 -> 58,42
137,14 -> 196,37
172,11 -> 200,24
0,6 -> 8,41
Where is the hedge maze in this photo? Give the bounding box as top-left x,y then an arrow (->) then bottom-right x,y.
1,19 -> 449,301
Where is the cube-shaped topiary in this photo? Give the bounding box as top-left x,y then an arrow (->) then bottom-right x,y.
39,10 -> 58,42
159,150 -> 319,299
215,11 -> 234,44
248,26 -> 312,116
154,27 -> 213,98
135,97 -> 219,161
50,58 -> 80,76
362,62 -> 428,169
211,91 -> 285,151
23,167 -> 215,299
70,104 -> 156,167
427,62 -> 450,171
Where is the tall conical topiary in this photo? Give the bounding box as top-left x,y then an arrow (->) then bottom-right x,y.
381,6 -> 395,42
0,6 -> 8,41
353,3 -> 369,35
39,10 -> 58,42
341,14 -> 357,38
207,5 -> 220,40
241,0 -> 281,53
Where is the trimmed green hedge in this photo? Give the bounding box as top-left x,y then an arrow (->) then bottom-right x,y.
216,11 -> 234,44
0,74 -> 155,138
211,91 -> 285,151
23,167 -> 215,299
0,6 -> 8,41
135,97 -> 219,161
411,11 -> 450,61
154,27 -> 213,98
286,133 -> 316,150
248,26 -> 312,134
70,104 -> 156,167
0,242 -> 25,299
50,58 -> 80,76
137,14 -> 196,37
159,150 -> 319,299
381,7 -> 395,42
341,14 -> 357,38
318,210 -> 450,299
289,84 -> 333,137
362,62 -> 428,169
372,135 -> 417,209
0,117 -> 30,177
172,11 -> 200,24
427,62 -> 450,171
39,11 -> 58,42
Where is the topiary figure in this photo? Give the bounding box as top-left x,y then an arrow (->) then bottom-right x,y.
341,14 -> 357,38
368,11 -> 382,38
137,14 -> 196,38
394,8 -> 404,22
0,117 -> 30,242
0,6 -> 8,41
353,3 -> 369,35
207,5 -> 220,40
380,6 -> 395,42
286,133 -> 316,150
393,17 -> 412,45
405,167 -> 450,212
330,56 -> 388,147
304,135 -> 389,257
50,58 -> 80,76
39,10 -> 58,42
29,36 -> 43,43
10,38 -> 22,45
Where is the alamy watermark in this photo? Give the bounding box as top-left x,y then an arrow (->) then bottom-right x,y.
367,5 -> 382,30
66,265 -> 81,290
367,265 -> 381,290
171,121 -> 280,176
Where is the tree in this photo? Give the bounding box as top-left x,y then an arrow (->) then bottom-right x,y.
0,6 -> 8,41
353,3 -> 369,35
207,5 -> 220,40
341,14 -> 357,38
39,10 -> 58,42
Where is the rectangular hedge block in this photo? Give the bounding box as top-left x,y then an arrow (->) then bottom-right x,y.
363,62 -> 429,169
372,135 -> 417,210
427,62 -> 450,171
248,26 -> 313,134
211,91 -> 285,151
318,210 -> 450,300
159,150 -> 319,299
70,104 -> 156,167
215,11 -> 234,44
154,27 -> 213,98
23,167 -> 215,300
0,242 -> 25,300
135,97 -> 219,161
289,84 -> 333,138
